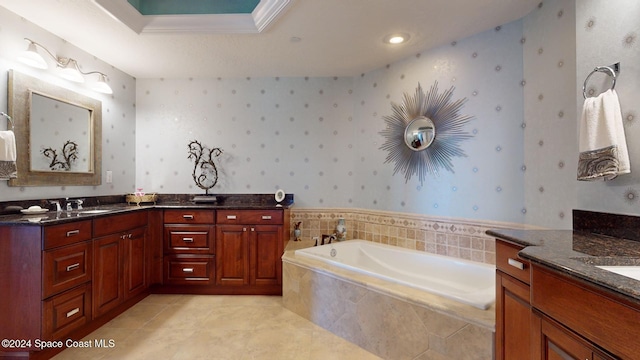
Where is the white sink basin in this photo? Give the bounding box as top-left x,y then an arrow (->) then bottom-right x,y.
597,266 -> 640,282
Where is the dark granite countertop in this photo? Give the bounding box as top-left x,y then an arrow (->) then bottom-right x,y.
0,193 -> 293,226
487,228 -> 640,304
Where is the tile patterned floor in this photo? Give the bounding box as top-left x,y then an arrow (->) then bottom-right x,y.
53,294 -> 382,360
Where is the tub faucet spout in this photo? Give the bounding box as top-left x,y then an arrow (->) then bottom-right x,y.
321,234 -> 337,245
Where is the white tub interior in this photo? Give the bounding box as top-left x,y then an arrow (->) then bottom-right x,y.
295,240 -> 495,309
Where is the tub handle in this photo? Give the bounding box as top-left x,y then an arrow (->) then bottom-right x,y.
508,258 -> 525,270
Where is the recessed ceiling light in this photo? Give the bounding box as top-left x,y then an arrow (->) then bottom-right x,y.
384,33 -> 410,45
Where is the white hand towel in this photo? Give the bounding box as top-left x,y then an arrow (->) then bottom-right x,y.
0,130 -> 17,180
577,89 -> 630,181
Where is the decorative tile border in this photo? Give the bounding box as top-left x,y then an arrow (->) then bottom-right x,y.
290,208 -> 529,265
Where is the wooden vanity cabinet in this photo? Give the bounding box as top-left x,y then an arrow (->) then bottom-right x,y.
496,235 -> 634,359
534,313 -> 615,360
531,264 -> 632,360
92,211 -> 148,318
0,220 -> 93,355
215,210 -> 283,293
162,209 -> 215,285
41,221 -> 94,341
495,239 -> 533,360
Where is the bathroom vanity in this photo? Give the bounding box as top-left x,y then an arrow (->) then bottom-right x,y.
0,193 -> 292,359
491,210 -> 640,360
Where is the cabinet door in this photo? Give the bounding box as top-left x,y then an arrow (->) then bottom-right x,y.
540,316 -> 592,360
93,233 -> 124,318
496,270 -> 532,360
250,225 -> 282,286
124,227 -> 147,300
215,225 -> 249,286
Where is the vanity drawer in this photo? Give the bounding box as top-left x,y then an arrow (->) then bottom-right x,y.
163,255 -> 215,285
42,283 -> 91,340
164,210 -> 215,224
216,210 -> 283,224
44,220 -> 92,250
93,211 -> 147,238
43,241 -> 92,298
496,240 -> 530,284
164,225 -> 215,254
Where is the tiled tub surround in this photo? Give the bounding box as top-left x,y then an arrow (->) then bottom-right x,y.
289,208 -> 529,265
282,244 -> 495,360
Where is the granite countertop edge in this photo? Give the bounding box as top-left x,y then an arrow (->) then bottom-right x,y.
487,228 -> 640,305
0,202 -> 293,226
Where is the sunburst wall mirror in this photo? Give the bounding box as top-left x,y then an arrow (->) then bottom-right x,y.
379,82 -> 473,185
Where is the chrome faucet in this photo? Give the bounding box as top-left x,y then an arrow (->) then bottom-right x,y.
319,234 -> 336,246
49,200 -> 62,212
63,198 -> 85,211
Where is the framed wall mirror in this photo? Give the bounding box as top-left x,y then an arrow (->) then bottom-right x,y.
8,70 -> 102,186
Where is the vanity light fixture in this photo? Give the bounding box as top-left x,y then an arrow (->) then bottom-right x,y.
384,33 -> 410,45
18,38 -> 113,94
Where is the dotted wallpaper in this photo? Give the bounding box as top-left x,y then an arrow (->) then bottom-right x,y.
0,7 -> 137,201
575,0 -> 640,217
521,0 -> 640,229
136,20 -> 526,224
522,0 -> 577,229
352,20 -> 525,222
5,1 -> 637,229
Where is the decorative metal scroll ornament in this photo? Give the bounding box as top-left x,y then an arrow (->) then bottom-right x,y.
379,82 -> 473,185
42,140 -> 78,171
187,140 -> 223,194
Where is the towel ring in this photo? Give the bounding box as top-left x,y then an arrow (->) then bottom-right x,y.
0,112 -> 13,131
582,63 -> 620,99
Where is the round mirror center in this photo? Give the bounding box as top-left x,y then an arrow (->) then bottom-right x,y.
404,116 -> 435,151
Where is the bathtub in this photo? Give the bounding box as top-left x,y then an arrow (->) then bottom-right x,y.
294,239 -> 495,309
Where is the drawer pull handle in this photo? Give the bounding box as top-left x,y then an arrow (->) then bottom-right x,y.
66,230 -> 80,237
261,215 -> 272,220
66,263 -> 80,272
182,215 -> 194,220
66,308 -> 80,318
251,228 -> 255,232
182,268 -> 194,273
182,237 -> 194,243
508,258 -> 525,270
227,215 -> 237,220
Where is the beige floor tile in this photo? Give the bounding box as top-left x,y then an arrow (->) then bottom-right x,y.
242,327 -> 313,360
137,293 -> 185,305
102,302 -> 168,329
309,329 -> 383,360
101,327 -> 196,360
171,328 -> 251,360
53,295 -> 380,360
143,303 -> 215,330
